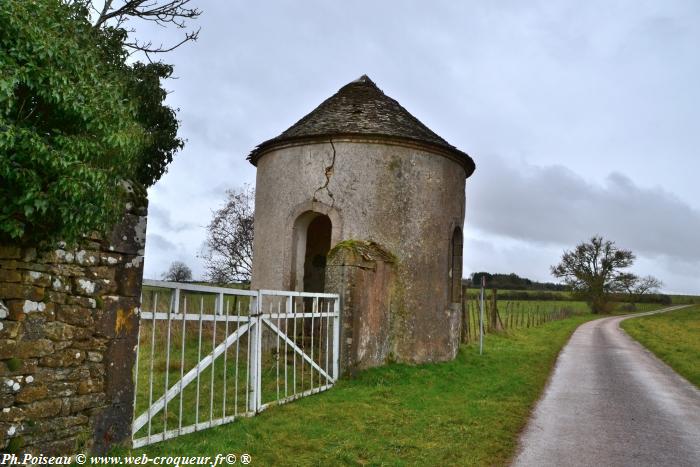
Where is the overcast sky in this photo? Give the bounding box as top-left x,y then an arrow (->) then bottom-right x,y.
135,1 -> 699,294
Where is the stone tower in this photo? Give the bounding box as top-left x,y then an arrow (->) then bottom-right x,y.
248,75 -> 475,370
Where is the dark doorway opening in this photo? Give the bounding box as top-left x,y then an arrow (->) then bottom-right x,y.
303,215 -> 332,292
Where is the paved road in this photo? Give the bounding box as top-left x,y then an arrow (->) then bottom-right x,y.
513,306 -> 700,467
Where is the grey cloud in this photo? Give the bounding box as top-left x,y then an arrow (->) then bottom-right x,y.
469,156 -> 700,261
145,233 -> 177,252
148,205 -> 199,233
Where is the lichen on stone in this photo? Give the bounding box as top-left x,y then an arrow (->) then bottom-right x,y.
328,239 -> 397,264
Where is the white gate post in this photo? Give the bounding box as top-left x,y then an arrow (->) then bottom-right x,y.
248,291 -> 262,413
332,297 -> 340,381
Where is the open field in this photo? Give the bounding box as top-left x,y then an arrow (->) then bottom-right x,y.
465,287 -> 699,305
670,295 -> 700,305
621,305 -> 700,387
119,313 -> 600,465
460,296 -> 664,343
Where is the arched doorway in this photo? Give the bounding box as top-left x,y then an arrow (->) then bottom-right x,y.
303,215 -> 332,292
291,211 -> 332,292
449,227 -> 463,303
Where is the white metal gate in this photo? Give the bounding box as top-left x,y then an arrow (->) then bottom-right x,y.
132,280 -> 340,448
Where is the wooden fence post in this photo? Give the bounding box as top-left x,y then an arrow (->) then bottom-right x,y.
461,285 -> 469,343
490,288 -> 504,331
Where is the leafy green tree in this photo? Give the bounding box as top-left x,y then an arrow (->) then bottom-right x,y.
0,0 -> 185,245
551,236 -> 635,313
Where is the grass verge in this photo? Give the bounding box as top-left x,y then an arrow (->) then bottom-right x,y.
620,305 -> 700,387
118,314 -> 598,466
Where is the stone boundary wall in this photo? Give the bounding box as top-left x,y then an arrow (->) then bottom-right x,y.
0,201 -> 146,455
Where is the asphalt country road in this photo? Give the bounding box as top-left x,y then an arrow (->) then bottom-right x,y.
513,306 -> 700,467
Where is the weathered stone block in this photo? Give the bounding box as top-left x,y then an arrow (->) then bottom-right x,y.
0,283 -> 44,301
34,436 -> 77,456
0,393 -> 15,410
86,266 -> 115,282
99,253 -> 123,267
34,414 -> 88,432
50,276 -> 71,293
70,393 -> 105,413
45,249 -> 74,264
104,339 -> 135,406
48,263 -> 84,278
39,349 -> 87,367
0,245 -> 21,259
0,269 -> 21,283
0,339 -> 17,359
115,258 -> 144,297
103,213 -> 147,255
87,351 -> 103,362
0,406 -> 21,422
66,295 -> 96,309
46,291 -> 67,304
71,338 -> 108,352
0,358 -> 37,377
33,366 -> 89,383
13,260 -> 50,273
22,271 -> 51,287
78,378 -> 103,395
7,299 -> 49,317
15,384 -> 48,403
74,250 -> 100,266
57,305 -> 94,328
87,363 -> 105,379
95,296 -> 138,339
16,339 -> 54,358
0,321 -> 22,340
22,313 -> 49,340
43,322 -> 90,341
22,248 -> 37,262
47,381 -> 78,398
91,402 -> 131,454
72,277 -> 99,297
0,259 -> 17,269
21,398 -> 62,419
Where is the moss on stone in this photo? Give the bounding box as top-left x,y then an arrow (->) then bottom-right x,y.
6,436 -> 24,453
328,239 -> 397,264
6,357 -> 23,371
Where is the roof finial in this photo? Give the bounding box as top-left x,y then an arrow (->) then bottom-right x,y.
352,74 -> 371,84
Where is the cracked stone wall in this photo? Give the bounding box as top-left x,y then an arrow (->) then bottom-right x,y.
0,200 -> 146,456
252,138 -> 466,367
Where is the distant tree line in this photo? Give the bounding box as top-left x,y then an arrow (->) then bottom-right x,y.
467,272 -> 570,292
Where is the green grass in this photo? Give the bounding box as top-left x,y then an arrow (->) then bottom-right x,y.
621,305 -> 700,387
118,314 -> 600,466
669,294 -> 700,305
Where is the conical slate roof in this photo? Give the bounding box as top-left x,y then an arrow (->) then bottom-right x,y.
247,75 -> 475,177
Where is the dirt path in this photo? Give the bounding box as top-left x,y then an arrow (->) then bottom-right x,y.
512,306 -> 700,467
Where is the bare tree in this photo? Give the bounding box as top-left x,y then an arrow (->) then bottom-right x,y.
634,275 -> 663,295
614,272 -> 639,295
200,186 -> 254,284
72,0 -> 201,56
615,272 -> 663,303
162,261 -> 192,282
551,236 -> 635,313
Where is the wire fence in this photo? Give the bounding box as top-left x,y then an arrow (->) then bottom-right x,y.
460,286 -> 584,344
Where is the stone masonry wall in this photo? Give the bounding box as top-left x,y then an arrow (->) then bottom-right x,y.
325,241 -> 396,375
0,200 -> 146,456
